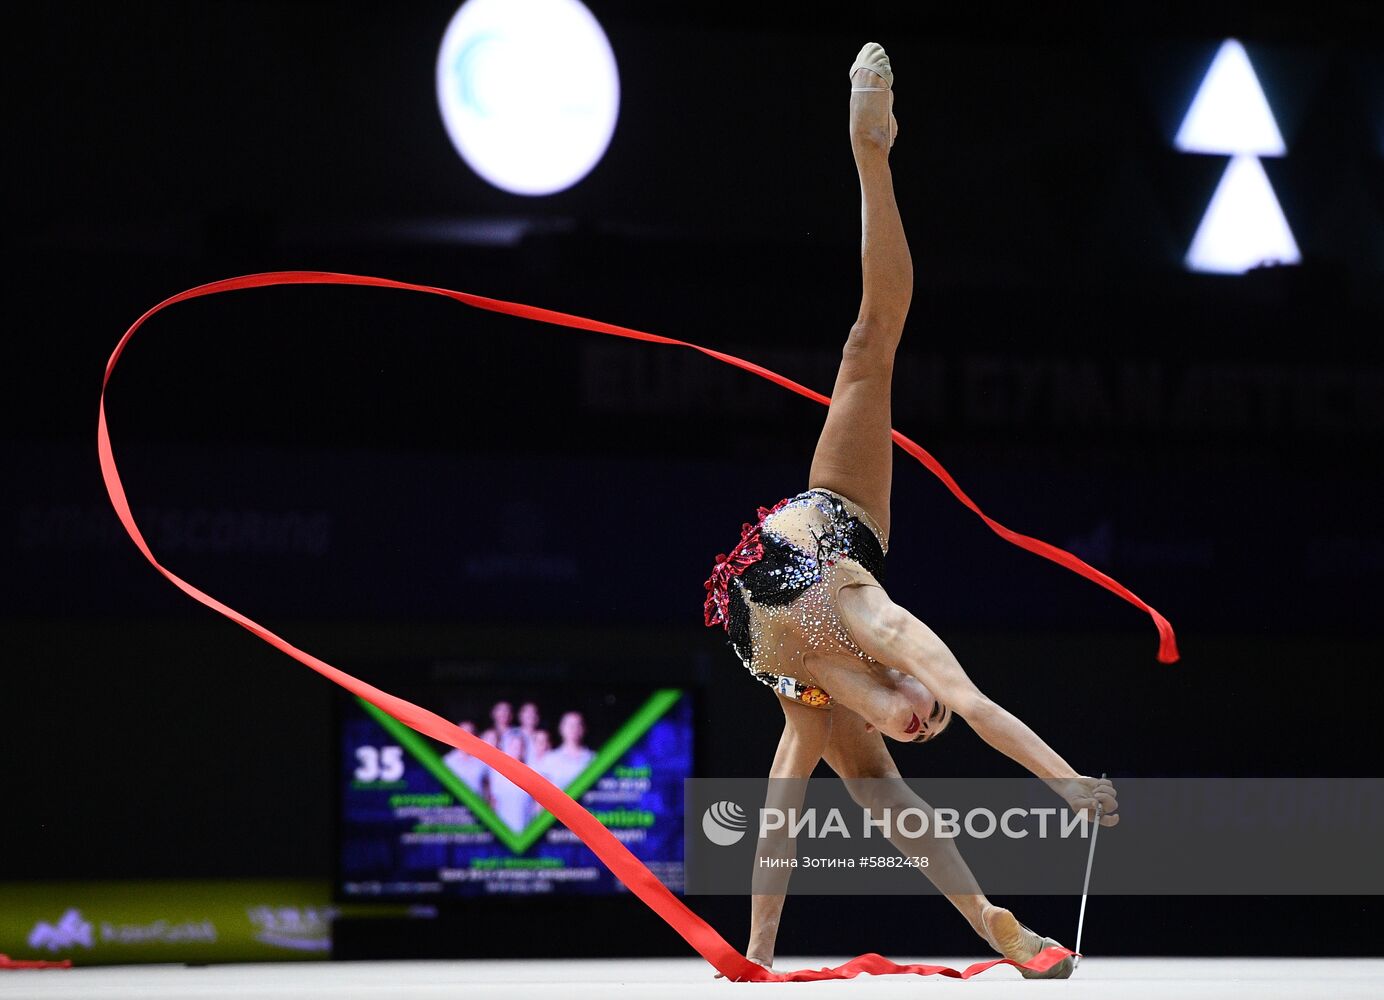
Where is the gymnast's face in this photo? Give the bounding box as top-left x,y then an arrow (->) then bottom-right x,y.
865,670 -> 951,743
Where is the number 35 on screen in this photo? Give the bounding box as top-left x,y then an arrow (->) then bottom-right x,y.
355,745 -> 405,782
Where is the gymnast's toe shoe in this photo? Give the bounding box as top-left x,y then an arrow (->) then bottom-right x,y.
981,904 -> 1074,980
848,42 -> 898,150
1016,936 -> 1074,980
848,41 -> 894,88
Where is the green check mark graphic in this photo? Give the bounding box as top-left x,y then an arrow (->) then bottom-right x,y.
360,689 -> 683,854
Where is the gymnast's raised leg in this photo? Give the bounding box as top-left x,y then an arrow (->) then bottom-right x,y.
806,43 -> 908,541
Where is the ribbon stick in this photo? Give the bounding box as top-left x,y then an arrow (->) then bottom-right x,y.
1073,772 -> 1108,967
98,271 -> 1165,980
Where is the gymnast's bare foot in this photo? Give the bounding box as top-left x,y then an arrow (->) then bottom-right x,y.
849,41 -> 897,154
981,904 -> 1074,980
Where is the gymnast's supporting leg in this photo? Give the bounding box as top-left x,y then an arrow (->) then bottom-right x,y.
833,579 -> 1083,976
822,707 -> 1072,976
822,707 -> 993,938
806,48 -> 912,541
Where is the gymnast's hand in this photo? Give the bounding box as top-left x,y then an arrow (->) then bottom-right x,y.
1052,775 -> 1119,827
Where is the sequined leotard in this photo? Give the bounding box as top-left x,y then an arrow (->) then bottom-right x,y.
703,488 -> 889,708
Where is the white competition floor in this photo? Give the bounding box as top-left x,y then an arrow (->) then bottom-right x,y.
2,957 -> 1382,999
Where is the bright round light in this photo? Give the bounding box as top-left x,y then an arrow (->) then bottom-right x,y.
435,0 -> 620,196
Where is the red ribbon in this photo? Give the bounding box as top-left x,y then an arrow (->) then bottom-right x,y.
97,270 -> 1166,981
0,954 -> 73,970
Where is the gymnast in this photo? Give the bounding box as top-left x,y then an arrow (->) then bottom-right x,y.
702,42 -> 1118,979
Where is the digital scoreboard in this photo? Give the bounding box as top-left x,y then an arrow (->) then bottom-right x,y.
338,682 -> 692,899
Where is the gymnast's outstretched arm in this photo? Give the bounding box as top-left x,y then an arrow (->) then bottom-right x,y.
836,584 -> 1119,824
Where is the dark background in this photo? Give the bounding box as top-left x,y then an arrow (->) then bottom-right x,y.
4,0 -> 1383,961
